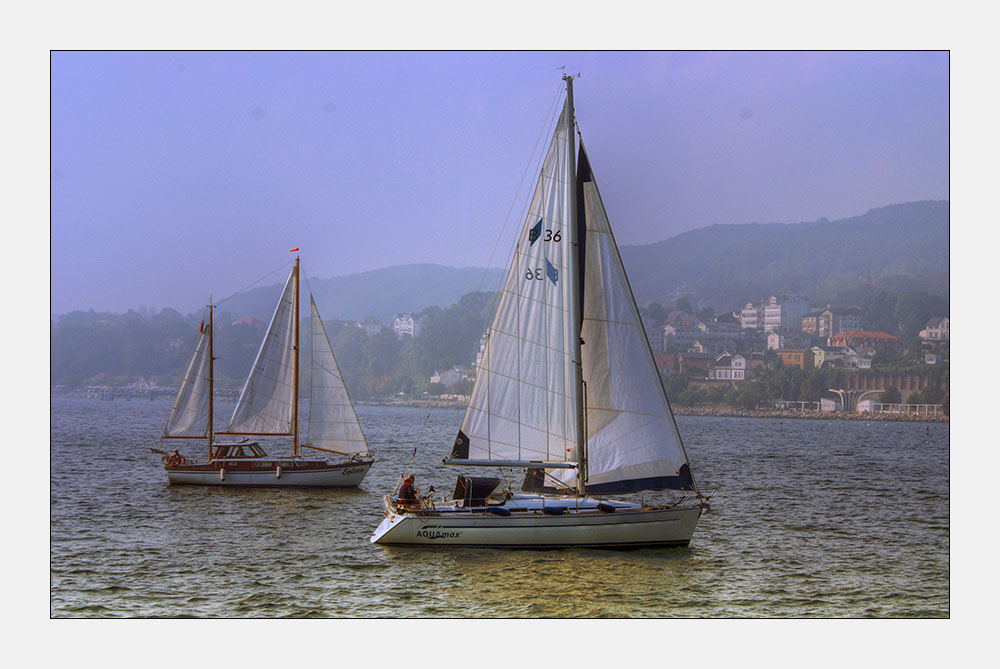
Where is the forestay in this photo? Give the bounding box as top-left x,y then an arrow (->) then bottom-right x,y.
163,323 -> 212,438
452,98 -> 579,465
305,296 -> 369,455
227,267 -> 297,435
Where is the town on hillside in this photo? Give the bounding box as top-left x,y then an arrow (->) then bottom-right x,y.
641,296 -> 948,418
51,292 -> 950,419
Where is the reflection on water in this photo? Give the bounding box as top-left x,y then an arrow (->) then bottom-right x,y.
51,398 -> 948,617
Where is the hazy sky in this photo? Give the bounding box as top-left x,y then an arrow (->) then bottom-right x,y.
50,51 -> 949,316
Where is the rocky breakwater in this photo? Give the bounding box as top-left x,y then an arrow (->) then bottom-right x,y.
672,406 -> 948,422
359,398 -> 468,409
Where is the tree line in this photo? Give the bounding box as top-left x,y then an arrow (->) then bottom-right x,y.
51,291 -> 496,399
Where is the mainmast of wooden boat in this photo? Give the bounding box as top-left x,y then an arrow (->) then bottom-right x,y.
292,253 -> 300,458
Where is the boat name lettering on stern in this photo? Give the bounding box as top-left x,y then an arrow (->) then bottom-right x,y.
417,530 -> 462,540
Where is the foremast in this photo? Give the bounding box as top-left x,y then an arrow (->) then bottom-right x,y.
208,295 -> 214,460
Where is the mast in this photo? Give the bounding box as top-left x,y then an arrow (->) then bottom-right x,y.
292,255 -> 300,457
564,74 -> 587,495
208,295 -> 214,460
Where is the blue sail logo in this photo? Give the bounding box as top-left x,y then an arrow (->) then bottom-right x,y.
528,219 -> 543,245
546,259 -> 558,285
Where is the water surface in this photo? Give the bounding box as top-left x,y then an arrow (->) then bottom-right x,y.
50,398 -> 949,617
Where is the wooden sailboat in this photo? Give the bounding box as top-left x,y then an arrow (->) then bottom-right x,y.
157,254 -> 374,487
371,76 -> 709,547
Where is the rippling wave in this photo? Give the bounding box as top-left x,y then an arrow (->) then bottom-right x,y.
50,398 -> 949,617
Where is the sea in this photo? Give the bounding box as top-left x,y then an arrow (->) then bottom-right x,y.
50,396 -> 949,618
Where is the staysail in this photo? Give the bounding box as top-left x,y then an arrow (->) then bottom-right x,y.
227,266 -> 297,435
163,321 -> 212,438
305,296 -> 369,455
576,143 -> 693,492
452,97 -> 579,466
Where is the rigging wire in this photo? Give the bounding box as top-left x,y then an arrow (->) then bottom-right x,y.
214,259 -> 296,310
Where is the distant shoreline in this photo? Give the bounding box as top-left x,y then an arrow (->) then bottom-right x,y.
671,406 -> 948,422
355,398 -> 949,422
50,394 -> 949,422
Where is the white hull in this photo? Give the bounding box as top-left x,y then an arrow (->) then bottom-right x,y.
166,459 -> 372,488
371,495 -> 704,548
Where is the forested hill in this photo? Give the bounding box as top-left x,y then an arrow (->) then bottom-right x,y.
146,201 -> 946,323
619,200 -> 949,310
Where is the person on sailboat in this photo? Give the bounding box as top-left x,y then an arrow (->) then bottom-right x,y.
397,475 -> 418,505
167,449 -> 183,466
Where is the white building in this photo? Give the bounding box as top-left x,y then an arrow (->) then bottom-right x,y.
393,313 -> 421,338
699,319 -> 741,341
707,352 -> 746,381
767,328 -> 811,351
919,317 -> 949,343
430,367 -> 466,389
663,323 -> 703,350
741,302 -> 764,330
762,295 -> 810,332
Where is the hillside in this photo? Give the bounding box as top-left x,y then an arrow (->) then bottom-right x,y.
158,202 -> 949,323
217,263 -> 504,323
619,200 -> 949,310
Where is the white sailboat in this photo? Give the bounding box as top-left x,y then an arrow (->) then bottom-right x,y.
157,254 -> 374,487
371,76 -> 709,547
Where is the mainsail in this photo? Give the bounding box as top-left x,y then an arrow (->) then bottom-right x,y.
227,267 -> 297,435
452,97 -> 579,466
305,296 -> 369,455
163,322 -> 212,438
452,94 -> 694,493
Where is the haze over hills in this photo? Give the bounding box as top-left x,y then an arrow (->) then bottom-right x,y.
57,201 -> 947,324
51,201 -> 950,389
619,200 -> 949,310
216,264 -> 505,324
209,200 -> 948,323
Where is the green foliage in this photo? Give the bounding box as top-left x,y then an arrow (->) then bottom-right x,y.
862,290 -> 949,339
676,389 -> 700,406
705,385 -> 727,403
735,384 -> 765,409
640,302 -> 669,326
880,386 -> 902,404
921,385 -> 944,405
51,291 -> 496,400
663,374 -> 689,398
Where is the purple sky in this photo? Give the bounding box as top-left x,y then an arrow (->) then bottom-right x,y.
50,51 -> 948,316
